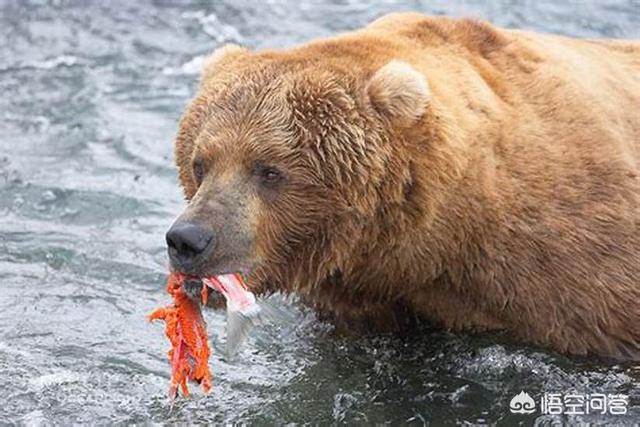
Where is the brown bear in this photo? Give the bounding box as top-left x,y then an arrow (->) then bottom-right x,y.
165,13 -> 640,360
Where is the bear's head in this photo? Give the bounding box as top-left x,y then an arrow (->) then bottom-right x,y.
166,44 -> 432,296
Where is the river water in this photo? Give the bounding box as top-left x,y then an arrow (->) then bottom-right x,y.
1,0 -> 639,424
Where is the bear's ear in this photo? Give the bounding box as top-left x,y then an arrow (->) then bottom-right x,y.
366,60 -> 430,123
201,44 -> 249,82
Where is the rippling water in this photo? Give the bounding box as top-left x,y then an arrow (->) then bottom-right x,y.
1,0 -> 639,424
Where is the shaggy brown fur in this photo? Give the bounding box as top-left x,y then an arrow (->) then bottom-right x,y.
172,13 -> 640,359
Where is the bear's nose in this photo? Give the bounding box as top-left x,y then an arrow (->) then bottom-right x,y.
166,221 -> 214,266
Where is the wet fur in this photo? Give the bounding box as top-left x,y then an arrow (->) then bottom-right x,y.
174,13 -> 640,359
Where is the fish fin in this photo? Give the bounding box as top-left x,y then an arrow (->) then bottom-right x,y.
226,309 -> 257,357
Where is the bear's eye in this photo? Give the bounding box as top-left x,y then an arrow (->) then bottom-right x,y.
253,163 -> 284,188
263,168 -> 281,183
192,159 -> 206,186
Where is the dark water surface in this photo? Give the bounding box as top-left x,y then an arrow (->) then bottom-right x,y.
1,0 -> 639,425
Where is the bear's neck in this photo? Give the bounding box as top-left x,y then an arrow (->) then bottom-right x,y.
354,91 -> 507,296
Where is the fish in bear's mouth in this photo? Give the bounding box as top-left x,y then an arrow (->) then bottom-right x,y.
180,272 -> 249,308
148,271 -> 265,398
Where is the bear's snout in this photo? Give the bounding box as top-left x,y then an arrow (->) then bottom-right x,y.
166,221 -> 215,270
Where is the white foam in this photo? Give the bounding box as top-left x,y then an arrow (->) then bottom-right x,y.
24,55 -> 82,70
28,370 -> 84,391
161,55 -> 206,76
182,10 -> 244,43
21,410 -> 47,427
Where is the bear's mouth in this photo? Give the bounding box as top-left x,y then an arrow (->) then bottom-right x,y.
180,271 -> 250,307
169,255 -> 253,280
